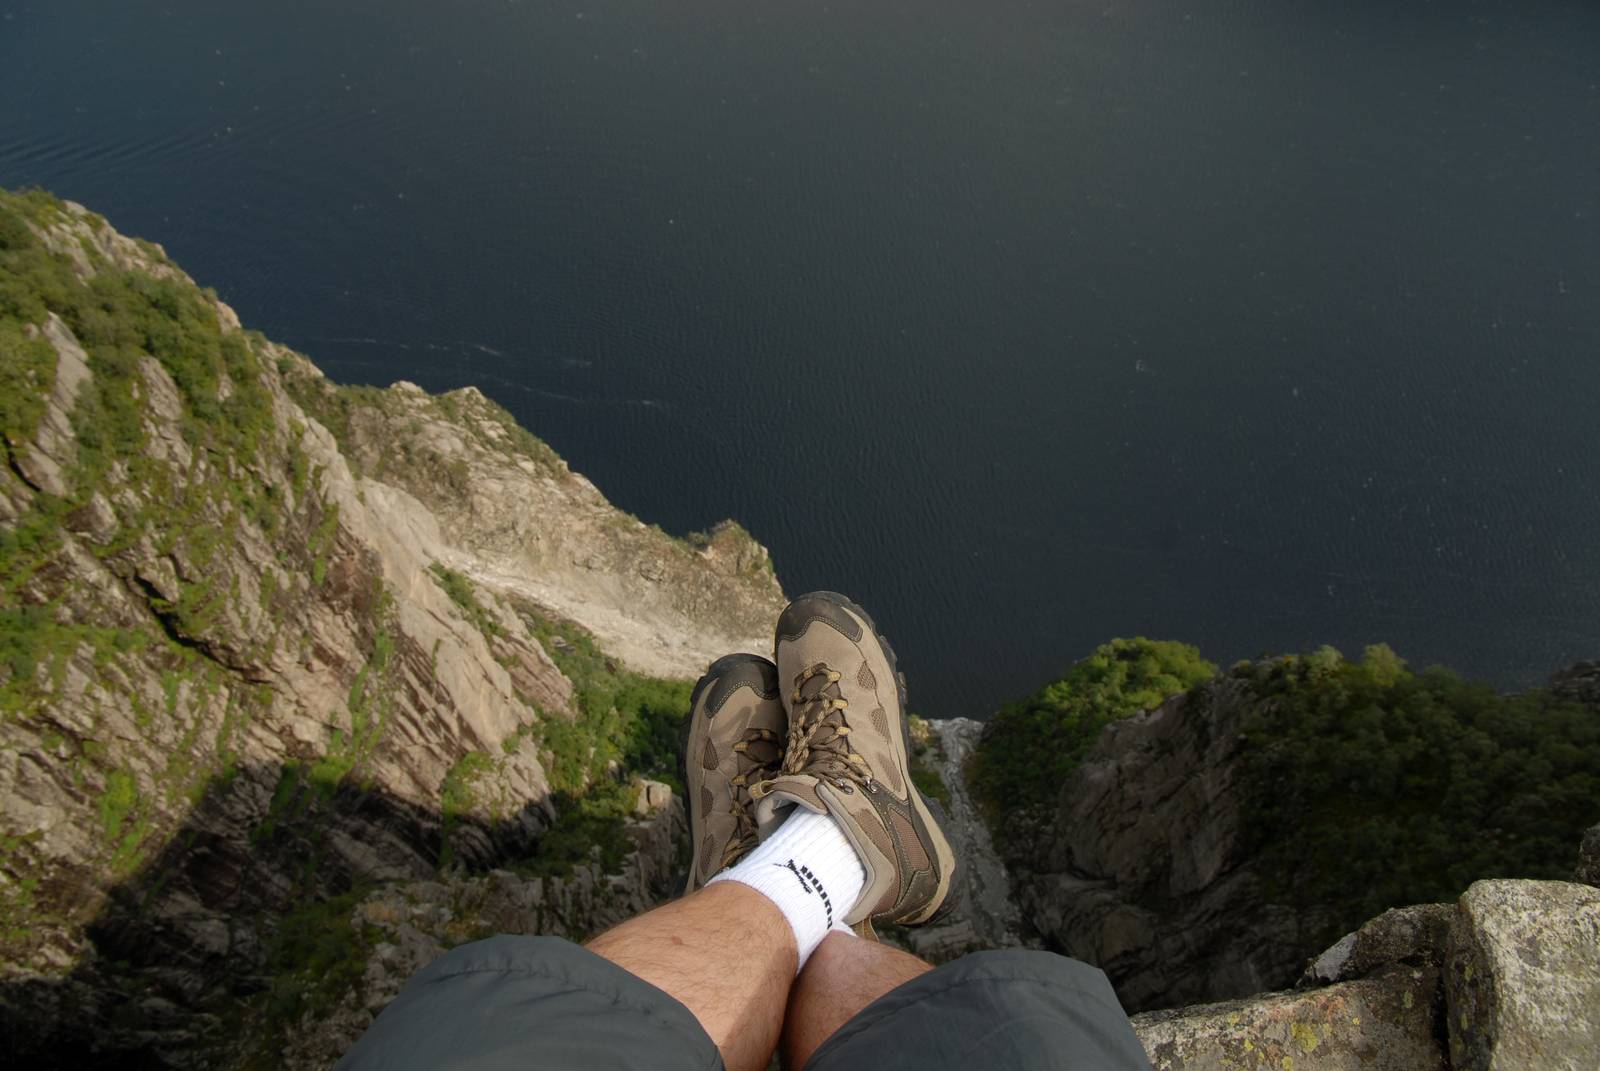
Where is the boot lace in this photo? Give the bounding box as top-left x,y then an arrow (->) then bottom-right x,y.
773,663 -> 876,794
723,724 -> 781,867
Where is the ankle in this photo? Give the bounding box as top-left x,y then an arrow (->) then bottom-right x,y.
708,809 -> 866,969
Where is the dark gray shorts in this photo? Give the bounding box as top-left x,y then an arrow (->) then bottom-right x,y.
337,935 -> 1152,1070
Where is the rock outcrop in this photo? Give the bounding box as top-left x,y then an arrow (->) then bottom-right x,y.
1549,660 -> 1600,709
1134,963 -> 1448,1071
1014,680 -> 1326,1011
280,366 -> 783,681
1133,875 -> 1600,1071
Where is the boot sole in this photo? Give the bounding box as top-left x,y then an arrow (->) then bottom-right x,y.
792,591 -> 960,926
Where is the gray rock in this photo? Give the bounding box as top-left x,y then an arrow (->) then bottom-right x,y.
634,779 -> 673,816
1444,879 -> 1600,1071
1302,902 -> 1454,986
1133,962 -> 1446,1071
900,718 -> 1027,962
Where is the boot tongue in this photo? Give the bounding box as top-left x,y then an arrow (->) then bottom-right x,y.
797,670 -> 836,701
752,775 -> 828,827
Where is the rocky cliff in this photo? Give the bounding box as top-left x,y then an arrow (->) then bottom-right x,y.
0,189 -> 783,1065
1014,678 -> 1316,1010
984,647 -> 1600,1016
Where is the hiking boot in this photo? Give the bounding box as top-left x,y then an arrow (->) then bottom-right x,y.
682,654 -> 787,894
751,592 -> 958,929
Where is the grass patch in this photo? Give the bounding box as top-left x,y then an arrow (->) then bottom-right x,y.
0,606 -> 152,718
906,714 -> 951,807
308,504 -> 340,587
518,607 -> 690,794
517,780 -> 638,878
438,750 -> 495,868
255,887 -> 379,1048
0,317 -> 57,452
428,563 -> 503,641
98,768 -> 139,842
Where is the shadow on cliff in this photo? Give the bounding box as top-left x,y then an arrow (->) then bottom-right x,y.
0,758 -> 562,1069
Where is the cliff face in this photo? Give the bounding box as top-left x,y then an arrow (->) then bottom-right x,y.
1014,680 -> 1317,1011
0,191 -> 783,1065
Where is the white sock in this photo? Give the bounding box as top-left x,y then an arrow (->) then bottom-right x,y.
708,809 -> 866,969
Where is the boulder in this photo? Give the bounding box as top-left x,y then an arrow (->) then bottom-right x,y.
1444,879 -> 1600,1071
1302,902 -> 1454,986
1133,963 -> 1445,1071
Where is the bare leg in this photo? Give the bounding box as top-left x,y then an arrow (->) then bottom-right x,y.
586,881 -> 796,1071
780,932 -> 933,1069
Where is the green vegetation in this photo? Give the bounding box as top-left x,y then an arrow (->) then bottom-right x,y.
516,780 -> 640,878
474,608 -> 695,879
973,632 -> 1600,958
0,188 -> 273,494
0,318 -> 56,449
256,887 -> 379,1051
428,563 -> 504,641
0,606 -> 151,717
97,768 -> 139,842
1233,644 -> 1600,948
910,765 -> 949,807
519,608 -> 690,793
277,358 -> 564,486
906,714 -> 951,807
438,750 -> 495,868
684,520 -> 777,577
96,767 -> 151,876
308,504 -> 340,586
969,638 -> 1216,832
0,186 -> 289,741
276,364 -> 388,469
441,751 -> 494,820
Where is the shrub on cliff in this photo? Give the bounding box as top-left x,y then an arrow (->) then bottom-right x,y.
969,637 -> 1216,834
1234,645 -> 1600,947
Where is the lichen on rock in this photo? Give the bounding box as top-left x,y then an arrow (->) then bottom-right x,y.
1444,879 -> 1600,1071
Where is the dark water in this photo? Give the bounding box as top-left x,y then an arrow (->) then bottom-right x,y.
4,1 -> 1598,715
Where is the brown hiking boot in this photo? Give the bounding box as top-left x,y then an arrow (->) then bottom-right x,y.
751,592 -> 958,929
682,654 -> 787,894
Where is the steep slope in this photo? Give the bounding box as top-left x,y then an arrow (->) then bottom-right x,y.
0,189 -> 784,1065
